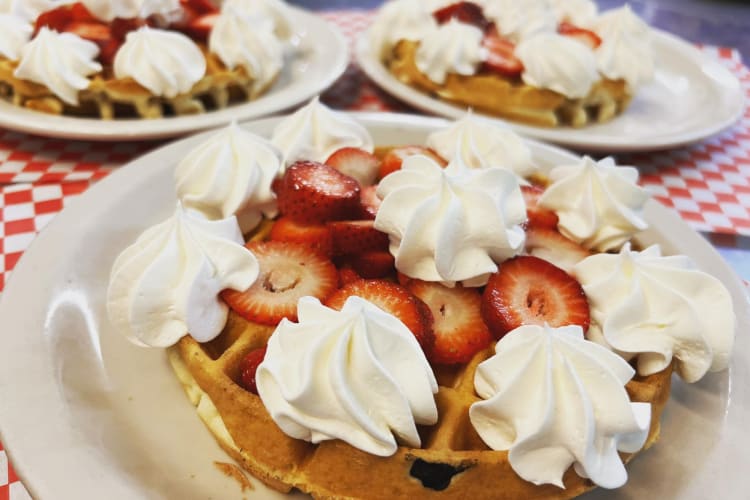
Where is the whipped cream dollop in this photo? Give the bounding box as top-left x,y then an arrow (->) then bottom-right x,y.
374,153 -> 526,287
256,296 -> 438,456
415,19 -> 486,85
0,0 -> 56,22
0,14 -> 32,60
574,244 -> 736,383
79,0 -> 180,22
270,97 -> 374,167
14,27 -> 102,105
175,122 -> 283,233
369,0 -> 438,58
425,112 -> 537,181
549,0 -> 599,27
470,324 -> 651,489
114,26 -> 205,98
538,156 -> 649,252
107,203 -> 259,348
222,0 -> 295,40
484,0 -> 558,43
209,7 -> 283,94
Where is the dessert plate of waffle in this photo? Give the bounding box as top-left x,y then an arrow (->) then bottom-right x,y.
0,112 -> 748,500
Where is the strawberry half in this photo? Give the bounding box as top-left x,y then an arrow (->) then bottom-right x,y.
325,279 -> 435,355
268,216 -> 333,256
239,346 -> 267,394
328,219 -> 389,256
482,255 -> 590,338
481,29 -> 523,77
407,280 -> 493,365
276,161 -> 362,224
379,146 -> 447,180
433,2 -> 491,31
524,226 -> 591,273
521,185 -> 559,229
558,22 -> 602,49
343,250 -> 396,279
325,147 -> 381,187
222,241 -> 338,326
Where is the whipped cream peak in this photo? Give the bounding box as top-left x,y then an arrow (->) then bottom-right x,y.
14,27 -> 102,105
539,156 -> 649,252
256,295 -> 438,456
369,0 -> 438,59
114,26 -> 205,98
0,0 -> 56,22
593,5 -> 654,89
107,203 -> 259,348
222,0 -> 296,40
270,97 -> 374,168
79,0 -> 180,22
415,18 -> 485,84
594,4 -> 652,39
574,244 -> 736,382
0,13 -> 32,61
484,0 -> 558,43
175,121 -> 283,233
374,152 -> 526,286
470,323 -> 651,489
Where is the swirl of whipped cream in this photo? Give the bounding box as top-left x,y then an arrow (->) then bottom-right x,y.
107,203 -> 259,348
0,0 -> 56,22
14,27 -> 102,105
175,122 -> 283,233
257,295 -> 438,456
516,33 -> 598,99
114,26 -> 205,98
573,244 -> 736,383
425,112 -> 537,181
470,324 -> 651,489
369,0 -> 438,59
548,0 -> 599,27
538,156 -> 649,252
484,0 -> 558,43
270,97 -> 374,167
209,7 -> 283,94
374,153 -> 526,286
222,0 -> 295,40
415,19 -> 486,85
79,0 -> 179,22
0,14 -> 31,60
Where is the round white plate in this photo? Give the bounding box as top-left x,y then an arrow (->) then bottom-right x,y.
0,113 -> 748,499
0,8 -> 347,142
356,30 -> 745,152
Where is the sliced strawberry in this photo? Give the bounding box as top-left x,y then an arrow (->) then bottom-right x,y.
524,226 -> 591,273
559,22 -> 602,49
325,280 -> 435,354
325,147 -> 381,187
338,266 -> 363,286
222,241 -> 338,326
407,280 -> 493,364
358,184 -> 382,219
70,3 -> 97,22
239,346 -> 267,394
379,146 -> 447,180
482,255 -> 590,339
111,17 -> 148,41
481,29 -> 523,77
65,21 -> 120,65
433,2 -> 490,31
328,220 -> 389,256
181,0 -> 220,14
35,5 -> 73,33
521,185 -> 559,229
269,216 -> 333,256
345,250 -> 396,279
276,161 -> 361,224
185,12 -> 219,42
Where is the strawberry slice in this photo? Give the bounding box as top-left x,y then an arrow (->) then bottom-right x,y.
407,280 -> 493,364
358,184 -> 382,219
379,146 -> 447,180
521,185 -> 559,229
325,147 -> 381,187
482,255 -> 590,339
344,250 -> 396,279
433,2 -> 490,31
111,17 -> 149,41
559,22 -> 602,49
70,3 -> 97,22
35,5 -> 73,32
222,241 -> 338,326
239,346 -> 267,394
524,226 -> 591,273
276,161 -> 362,224
185,12 -> 219,42
325,279 -> 435,355
65,22 -> 120,65
328,220 -> 389,256
269,216 -> 333,256
338,266 -> 363,286
180,0 -> 220,14
481,29 -> 523,77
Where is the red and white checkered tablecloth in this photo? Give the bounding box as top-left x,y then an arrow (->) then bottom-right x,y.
1,10 -> 749,499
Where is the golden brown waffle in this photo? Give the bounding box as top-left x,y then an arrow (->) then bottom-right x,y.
0,47 -> 276,119
386,40 -> 632,128
171,311 -> 673,500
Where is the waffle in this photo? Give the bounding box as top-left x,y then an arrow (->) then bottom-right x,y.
170,310 -> 673,499
0,47 -> 276,119
386,40 -> 632,128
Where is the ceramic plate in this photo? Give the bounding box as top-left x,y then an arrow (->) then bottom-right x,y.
0,113 -> 748,499
356,30 -> 745,152
0,8 -> 347,142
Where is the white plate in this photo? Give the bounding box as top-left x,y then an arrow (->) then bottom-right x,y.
0,113 -> 749,499
0,7 -> 347,142
356,30 -> 745,152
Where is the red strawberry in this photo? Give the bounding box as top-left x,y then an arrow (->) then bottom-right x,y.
345,250 -> 396,279
379,146 -> 447,180
328,220 -> 389,256
65,22 -> 120,65
181,0 -> 220,14
70,3 -> 97,22
35,5 -> 73,32
222,241 -> 338,326
559,22 -> 602,49
276,161 -> 361,224
407,280 -> 493,364
325,147 -> 381,187
111,17 -> 149,41
521,185 -> 559,229
358,184 -> 382,219
433,2 -> 490,31
524,226 -> 591,273
325,280 -> 435,354
269,216 -> 333,256
481,29 -> 523,77
185,12 -> 219,42
482,255 -> 590,339
239,346 -> 267,394
338,266 -> 363,286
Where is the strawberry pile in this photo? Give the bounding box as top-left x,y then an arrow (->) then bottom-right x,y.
232,144 -> 594,393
